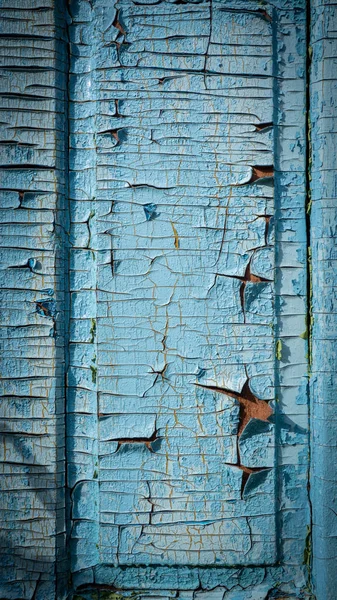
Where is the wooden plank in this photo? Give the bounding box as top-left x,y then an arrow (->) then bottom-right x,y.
0,2 -> 67,598
310,1 -> 337,599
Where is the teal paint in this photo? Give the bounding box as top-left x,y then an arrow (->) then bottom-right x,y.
310,2 -> 337,599
68,0 -> 308,587
0,1 -> 69,598
1,0 -> 334,598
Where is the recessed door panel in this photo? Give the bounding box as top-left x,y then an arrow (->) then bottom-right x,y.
67,0 -> 308,579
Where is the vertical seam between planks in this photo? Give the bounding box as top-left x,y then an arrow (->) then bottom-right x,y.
63,0 -> 72,596
305,0 -> 315,597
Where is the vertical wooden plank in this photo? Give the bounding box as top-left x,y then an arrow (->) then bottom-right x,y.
67,0 -> 100,578
0,1 -> 67,598
0,0 -> 322,598
310,1 -> 337,598
68,1 -> 312,598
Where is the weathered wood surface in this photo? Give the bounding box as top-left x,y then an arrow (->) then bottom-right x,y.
2,0 -> 334,598
67,0 -> 310,597
68,0 -> 277,572
310,2 -> 337,599
0,1 -> 67,598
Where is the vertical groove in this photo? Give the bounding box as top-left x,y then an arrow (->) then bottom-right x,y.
271,4 -> 282,564
305,0 -> 314,596
62,0 -> 72,597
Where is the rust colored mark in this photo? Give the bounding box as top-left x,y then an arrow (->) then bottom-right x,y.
257,214 -> 272,246
150,363 -> 168,384
265,215 -> 272,245
242,259 -> 271,284
111,430 -> 160,451
99,128 -> 120,143
35,299 -> 57,319
195,378 -> 273,435
255,122 -> 273,132
224,257 -> 271,318
113,9 -> 126,36
250,165 -> 274,182
240,259 -> 271,316
196,375 -> 273,498
257,8 -> 272,22
18,190 -> 25,207
111,99 -> 124,118
236,379 -> 273,434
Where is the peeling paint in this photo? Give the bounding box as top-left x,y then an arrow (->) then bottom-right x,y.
66,0 -> 310,596
0,1 -> 68,598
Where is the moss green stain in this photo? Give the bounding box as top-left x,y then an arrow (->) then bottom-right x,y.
87,208 -> 95,249
90,364 -> 97,384
303,524 -> 312,568
303,524 -> 315,598
90,318 -> 96,343
72,592 -> 132,600
308,246 -> 313,374
300,315 -> 309,339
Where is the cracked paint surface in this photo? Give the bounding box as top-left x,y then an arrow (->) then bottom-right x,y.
310,1 -> 337,598
68,0 -> 279,571
0,0 -> 319,598
0,1 -> 68,599
67,0 -> 310,596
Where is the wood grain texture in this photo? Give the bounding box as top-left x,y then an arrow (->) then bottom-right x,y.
310,1 -> 337,599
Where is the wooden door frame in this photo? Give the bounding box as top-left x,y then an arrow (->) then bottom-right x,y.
0,1 -> 336,598
310,1 -> 337,598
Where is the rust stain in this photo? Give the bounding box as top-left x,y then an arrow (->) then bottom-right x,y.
113,9 -> 126,35
250,165 -> 274,182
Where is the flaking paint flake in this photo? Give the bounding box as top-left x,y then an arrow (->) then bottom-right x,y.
67,0 -> 310,596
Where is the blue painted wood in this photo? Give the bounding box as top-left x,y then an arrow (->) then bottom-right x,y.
67,0 -> 311,597
1,0 -> 329,598
0,1 -> 68,598
310,2 -> 337,599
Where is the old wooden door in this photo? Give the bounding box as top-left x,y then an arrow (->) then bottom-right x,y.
1,1 -> 336,599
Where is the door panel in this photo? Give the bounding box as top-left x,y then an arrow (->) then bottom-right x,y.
0,0 -> 316,598
67,0 -> 308,586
